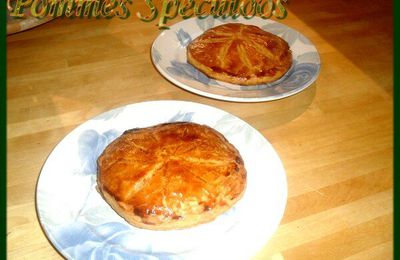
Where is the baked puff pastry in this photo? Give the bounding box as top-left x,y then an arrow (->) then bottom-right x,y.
97,122 -> 246,230
187,23 -> 292,85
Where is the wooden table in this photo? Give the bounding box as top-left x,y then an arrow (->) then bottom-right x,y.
7,0 -> 393,259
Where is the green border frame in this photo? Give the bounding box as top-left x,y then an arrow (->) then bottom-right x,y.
1,0 -> 6,257
0,1 -> 396,259
394,1 -> 398,259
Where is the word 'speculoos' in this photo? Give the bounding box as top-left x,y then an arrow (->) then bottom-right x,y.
139,0 -> 286,29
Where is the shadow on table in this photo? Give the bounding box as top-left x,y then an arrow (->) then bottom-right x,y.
286,0 -> 393,94
242,82 -> 317,130
175,82 -> 317,131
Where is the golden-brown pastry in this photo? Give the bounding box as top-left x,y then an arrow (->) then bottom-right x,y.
187,23 -> 292,85
97,122 -> 246,230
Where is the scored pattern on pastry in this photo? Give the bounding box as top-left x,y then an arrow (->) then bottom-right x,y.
97,122 -> 246,230
187,23 -> 292,85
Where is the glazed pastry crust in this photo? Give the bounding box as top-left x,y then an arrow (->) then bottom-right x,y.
97,122 -> 246,230
187,23 -> 292,85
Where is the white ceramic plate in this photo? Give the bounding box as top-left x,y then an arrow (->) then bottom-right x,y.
152,17 -> 320,102
36,100 -> 287,259
7,0 -> 54,35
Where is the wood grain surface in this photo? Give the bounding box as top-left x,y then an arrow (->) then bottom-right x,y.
7,0 -> 393,259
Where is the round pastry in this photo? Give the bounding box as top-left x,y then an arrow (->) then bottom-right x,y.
97,122 -> 246,230
187,23 -> 292,85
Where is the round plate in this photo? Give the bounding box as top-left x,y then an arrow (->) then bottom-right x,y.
36,100 -> 287,259
152,17 -> 321,102
7,1 -> 54,35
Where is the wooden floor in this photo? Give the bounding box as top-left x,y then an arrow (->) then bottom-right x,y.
7,0 -> 393,259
